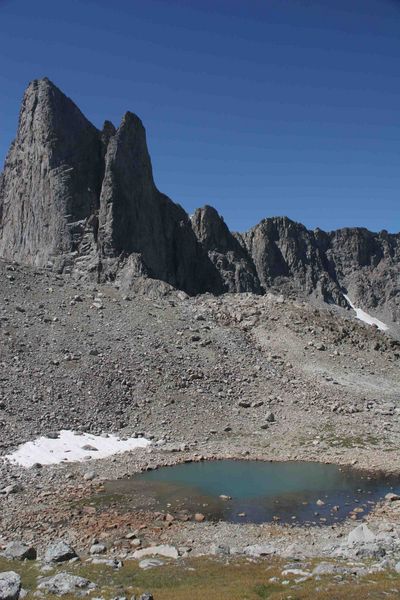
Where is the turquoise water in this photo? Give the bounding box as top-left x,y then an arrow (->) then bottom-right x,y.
106,460 -> 400,525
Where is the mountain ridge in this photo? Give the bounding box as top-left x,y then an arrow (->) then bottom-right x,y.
0,78 -> 399,324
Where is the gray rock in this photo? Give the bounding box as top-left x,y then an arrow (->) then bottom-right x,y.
0,572 -> 21,600
347,524 -> 376,545
385,493 -> 400,501
44,540 -> 77,563
2,542 -> 36,561
210,543 -> 230,556
37,573 -> 96,595
133,545 -> 178,560
138,559 -> 164,570
91,558 -> 122,569
1,77 -> 400,321
244,543 -> 276,557
0,78 -> 102,270
312,562 -> 348,576
191,205 -> 261,293
354,543 -> 386,559
90,543 -> 106,555
1,485 -> 22,496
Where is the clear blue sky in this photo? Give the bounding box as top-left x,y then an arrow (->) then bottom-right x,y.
1,0 -> 399,233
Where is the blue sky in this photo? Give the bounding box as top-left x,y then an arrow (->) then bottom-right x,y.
1,0 -> 399,233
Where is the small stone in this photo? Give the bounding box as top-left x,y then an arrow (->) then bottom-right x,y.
1,484 -> 22,495
385,492 -> 400,502
90,544 -> 106,555
194,513 -> 205,522
210,544 -> 230,556
138,559 -> 164,570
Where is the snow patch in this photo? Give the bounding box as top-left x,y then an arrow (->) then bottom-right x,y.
343,294 -> 388,331
4,430 -> 151,468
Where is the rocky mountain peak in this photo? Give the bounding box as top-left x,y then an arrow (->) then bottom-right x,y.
0,77 -> 103,268
0,78 -> 220,295
0,78 -> 399,326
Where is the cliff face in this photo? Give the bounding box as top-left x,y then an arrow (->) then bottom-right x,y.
97,113 -> 221,295
327,228 -> 400,322
0,78 -> 399,323
240,217 -> 344,304
0,78 -> 103,267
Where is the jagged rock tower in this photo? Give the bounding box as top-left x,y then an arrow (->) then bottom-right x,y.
0,78 -> 222,295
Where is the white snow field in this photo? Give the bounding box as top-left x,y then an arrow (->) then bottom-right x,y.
4,430 -> 151,468
343,294 -> 388,332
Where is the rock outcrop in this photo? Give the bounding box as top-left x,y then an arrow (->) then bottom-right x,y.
328,228 -> 400,323
0,78 -> 399,323
97,113 -> 221,294
191,205 -> 261,293
240,217 -> 344,304
240,218 -> 400,320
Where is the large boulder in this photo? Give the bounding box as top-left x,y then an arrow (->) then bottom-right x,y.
2,542 -> 36,561
37,573 -> 95,595
347,524 -> 376,545
44,540 -> 77,563
0,572 -> 21,600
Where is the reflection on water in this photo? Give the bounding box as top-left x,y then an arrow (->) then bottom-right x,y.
102,460 -> 400,525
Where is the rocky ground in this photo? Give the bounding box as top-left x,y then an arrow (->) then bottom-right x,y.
1,258 -> 400,598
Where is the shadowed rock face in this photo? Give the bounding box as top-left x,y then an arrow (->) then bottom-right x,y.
327,228 -> 400,322
241,217 -> 344,305
191,205 -> 261,293
239,218 -> 400,321
0,78 -> 399,321
97,113 -> 221,294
